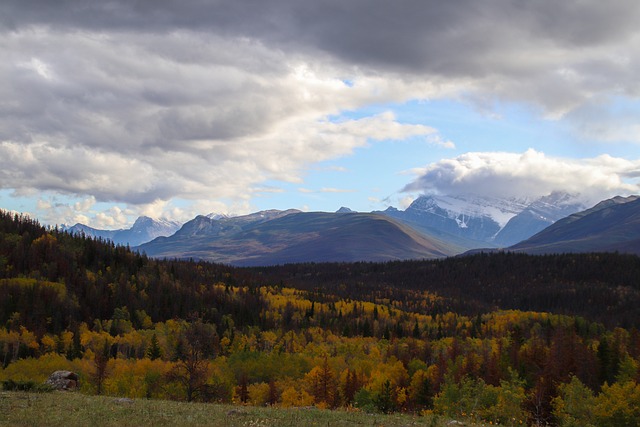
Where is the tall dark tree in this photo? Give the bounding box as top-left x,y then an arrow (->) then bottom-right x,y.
166,320 -> 218,402
146,333 -> 162,360
91,339 -> 111,395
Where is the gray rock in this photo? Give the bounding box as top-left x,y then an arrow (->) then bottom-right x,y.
45,371 -> 79,390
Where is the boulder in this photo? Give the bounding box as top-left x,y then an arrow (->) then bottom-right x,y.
45,371 -> 79,390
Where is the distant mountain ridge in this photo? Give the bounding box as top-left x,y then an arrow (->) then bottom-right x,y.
507,195 -> 640,254
136,210 -> 460,266
66,216 -> 181,247
378,192 -> 586,248
493,192 -> 586,246
67,192 -> 609,264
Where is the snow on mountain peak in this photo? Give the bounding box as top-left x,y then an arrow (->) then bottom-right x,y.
207,212 -> 230,220
409,194 -> 530,228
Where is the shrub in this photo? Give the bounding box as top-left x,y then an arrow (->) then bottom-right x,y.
1,379 -> 53,392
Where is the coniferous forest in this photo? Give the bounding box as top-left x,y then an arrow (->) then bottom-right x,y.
2,210 -> 640,426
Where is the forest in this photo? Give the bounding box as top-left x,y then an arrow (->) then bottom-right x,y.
1,210 -> 640,426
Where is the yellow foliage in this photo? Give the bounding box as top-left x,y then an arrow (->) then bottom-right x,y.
80,329 -> 113,353
552,376 -> 596,427
103,358 -> 173,399
0,278 -> 67,300
115,330 -> 146,358
260,330 -> 278,351
40,334 -> 57,353
19,326 -> 39,350
248,382 -> 271,406
0,353 -> 73,382
593,381 -> 640,426
280,385 -> 314,407
366,359 -> 409,394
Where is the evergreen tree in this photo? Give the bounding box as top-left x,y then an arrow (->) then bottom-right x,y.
146,333 -> 162,360
374,380 -> 396,414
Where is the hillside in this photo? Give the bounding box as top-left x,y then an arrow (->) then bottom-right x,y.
378,192 -> 586,249
2,210 -> 640,425
137,211 -> 461,265
509,195 -> 640,254
3,210 -> 640,331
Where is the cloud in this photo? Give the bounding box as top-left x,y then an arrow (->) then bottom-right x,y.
403,149 -> 640,204
1,1 -> 640,224
94,207 -> 129,229
0,27 -> 446,216
31,195 -> 128,228
4,1 -> 638,114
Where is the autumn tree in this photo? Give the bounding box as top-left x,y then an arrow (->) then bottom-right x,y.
91,338 -> 111,395
166,320 -> 218,402
305,356 -> 337,408
593,381 -> 640,427
552,376 -> 596,427
409,369 -> 433,410
341,368 -> 360,406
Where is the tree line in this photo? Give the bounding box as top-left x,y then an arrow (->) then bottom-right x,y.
1,210 -> 640,425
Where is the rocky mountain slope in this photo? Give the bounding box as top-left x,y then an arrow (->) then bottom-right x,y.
136,210 -> 461,265
508,195 -> 640,255
379,192 -> 586,248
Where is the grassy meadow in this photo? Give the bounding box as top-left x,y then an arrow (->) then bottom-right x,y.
0,390 -> 481,427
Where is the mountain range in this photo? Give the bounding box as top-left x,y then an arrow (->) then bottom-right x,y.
507,195 -> 640,254
136,211 -> 459,266
65,216 -> 181,247
378,192 -> 586,248
61,192 -> 640,265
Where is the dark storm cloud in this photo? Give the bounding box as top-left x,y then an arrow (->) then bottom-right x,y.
6,1 -> 640,116
3,1 -> 639,73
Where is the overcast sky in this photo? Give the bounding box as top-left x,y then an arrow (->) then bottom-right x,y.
1,0 -> 639,228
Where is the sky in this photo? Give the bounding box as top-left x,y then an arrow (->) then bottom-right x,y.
1,0 -> 640,229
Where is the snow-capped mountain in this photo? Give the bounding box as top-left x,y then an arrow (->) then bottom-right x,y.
206,212 -> 231,220
66,216 -> 181,247
493,192 -> 587,246
381,192 -> 586,247
509,195 -> 640,254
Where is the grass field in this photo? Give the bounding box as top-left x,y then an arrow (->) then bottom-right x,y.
0,391 -> 481,427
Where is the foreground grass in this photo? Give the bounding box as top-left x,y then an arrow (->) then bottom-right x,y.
0,391 -> 482,427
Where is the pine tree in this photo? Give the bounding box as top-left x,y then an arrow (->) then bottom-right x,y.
374,380 -> 396,414
146,333 -> 162,360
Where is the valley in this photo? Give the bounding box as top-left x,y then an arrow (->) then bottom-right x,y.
2,208 -> 640,425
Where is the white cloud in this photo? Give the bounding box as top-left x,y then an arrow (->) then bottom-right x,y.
94,207 -> 129,229
73,197 -> 96,212
36,199 -> 52,210
0,29 -> 450,225
2,1 -> 640,225
404,149 -> 640,204
398,196 -> 417,210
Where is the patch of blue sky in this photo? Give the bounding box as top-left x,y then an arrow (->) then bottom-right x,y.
0,189 -> 36,215
294,99 -> 576,212
330,98 -> 570,155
